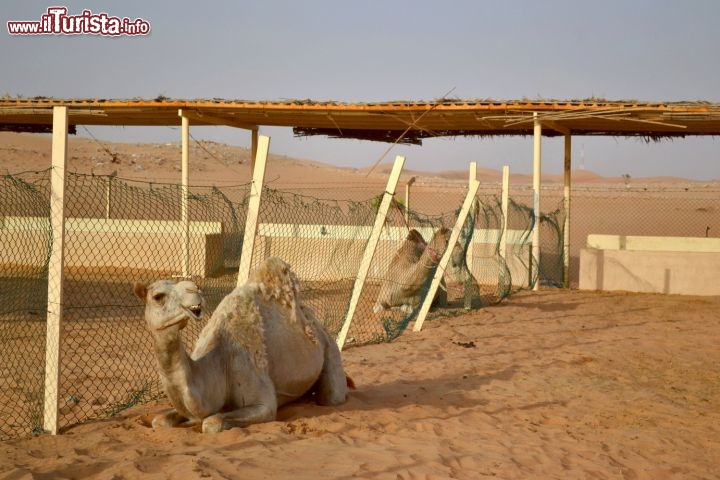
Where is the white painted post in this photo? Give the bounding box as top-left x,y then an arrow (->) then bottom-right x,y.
532,113 -> 542,290
465,163 -> 477,283
469,162 -> 477,183
563,134 -> 572,287
336,155 -> 405,350
44,106 -> 68,435
405,176 -> 416,225
500,165 -> 510,261
236,135 -> 270,286
104,174 -> 113,219
464,162 -> 479,310
179,111 -> 190,278
413,177 -> 481,332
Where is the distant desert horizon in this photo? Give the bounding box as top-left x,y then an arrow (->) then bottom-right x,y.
2,132 -> 717,191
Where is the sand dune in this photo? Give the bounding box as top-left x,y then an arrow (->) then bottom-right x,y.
1,132 -> 709,190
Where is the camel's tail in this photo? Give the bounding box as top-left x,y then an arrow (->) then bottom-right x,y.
346,375 -> 356,390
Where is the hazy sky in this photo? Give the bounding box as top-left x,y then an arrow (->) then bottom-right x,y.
3,1 -> 719,179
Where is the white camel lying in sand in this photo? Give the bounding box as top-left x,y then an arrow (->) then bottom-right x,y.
373,227 -> 452,313
135,257 -> 352,433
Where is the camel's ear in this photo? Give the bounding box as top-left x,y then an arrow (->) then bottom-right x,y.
409,229 -> 427,247
133,282 -> 147,302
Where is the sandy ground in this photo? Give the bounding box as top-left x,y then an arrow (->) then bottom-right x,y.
1,289 -> 719,479
2,133 -> 720,478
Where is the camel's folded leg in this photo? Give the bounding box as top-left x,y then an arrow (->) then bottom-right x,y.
152,409 -> 189,429
201,404 -> 276,433
313,335 -> 350,406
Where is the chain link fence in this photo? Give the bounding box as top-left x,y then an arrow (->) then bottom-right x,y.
564,185 -> 720,286
1,170 -> 248,440
1,170 -> 53,438
0,167 -> 587,441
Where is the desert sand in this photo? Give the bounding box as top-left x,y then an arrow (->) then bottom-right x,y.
1,132 -> 719,479
0,289 -> 718,479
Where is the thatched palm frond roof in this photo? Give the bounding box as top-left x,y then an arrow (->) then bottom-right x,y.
1,97 -> 719,143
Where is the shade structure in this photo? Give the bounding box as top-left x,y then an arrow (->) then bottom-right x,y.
1,97 -> 719,142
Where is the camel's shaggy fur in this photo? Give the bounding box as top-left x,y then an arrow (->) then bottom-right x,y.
445,240 -> 479,290
373,227 -> 452,313
444,240 -> 481,308
135,257 -> 351,433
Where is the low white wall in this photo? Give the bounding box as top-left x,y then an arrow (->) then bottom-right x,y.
579,234 -> 720,295
586,234 -> 720,253
257,223 -> 531,286
1,217 -> 224,277
2,217 -> 534,285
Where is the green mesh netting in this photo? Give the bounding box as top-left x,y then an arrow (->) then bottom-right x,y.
1,170 -> 570,440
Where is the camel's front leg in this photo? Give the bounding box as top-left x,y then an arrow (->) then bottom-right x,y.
313,331 -> 351,406
201,403 -> 276,433
152,408 -> 189,429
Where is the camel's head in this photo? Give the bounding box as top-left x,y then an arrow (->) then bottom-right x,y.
406,229 -> 427,249
425,228 -> 451,264
134,279 -> 205,332
450,241 -> 465,268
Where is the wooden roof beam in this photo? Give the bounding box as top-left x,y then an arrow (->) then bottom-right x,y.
541,120 -> 571,136
179,109 -> 258,130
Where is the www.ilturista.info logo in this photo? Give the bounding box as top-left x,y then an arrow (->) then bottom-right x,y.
7,7 -> 150,36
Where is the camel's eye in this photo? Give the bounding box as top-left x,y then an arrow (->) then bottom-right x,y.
152,292 -> 166,303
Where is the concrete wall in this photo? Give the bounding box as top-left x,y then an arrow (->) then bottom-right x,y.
2,216 -> 534,284
470,244 -> 532,289
1,217 -> 224,277
579,234 -> 720,295
256,223 -> 532,286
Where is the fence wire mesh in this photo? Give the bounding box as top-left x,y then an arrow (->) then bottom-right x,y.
1,170 -> 249,440
564,185 -> 720,285
19,169 -> 720,440
348,196 -> 464,345
1,170 -> 52,439
245,186 -> 378,338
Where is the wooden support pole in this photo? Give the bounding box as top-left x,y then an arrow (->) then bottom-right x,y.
563,134 -> 572,287
465,162 -> 477,276
337,155 -> 405,350
250,127 -> 259,170
236,135 -> 270,286
179,111 -> 191,278
404,176 -> 415,225
104,174 -> 113,219
532,113 -> 542,290
500,165 -> 510,261
44,106 -> 68,435
413,177 -> 481,332
469,161 -> 477,183
464,162 -> 479,310
405,184 -> 410,224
